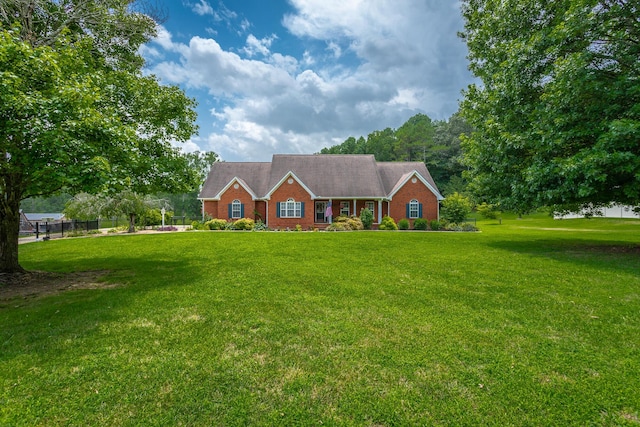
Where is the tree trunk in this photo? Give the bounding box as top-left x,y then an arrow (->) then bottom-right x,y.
0,188 -> 25,274
128,213 -> 136,233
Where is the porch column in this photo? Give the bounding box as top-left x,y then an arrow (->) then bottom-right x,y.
378,200 -> 383,223
353,199 -> 357,217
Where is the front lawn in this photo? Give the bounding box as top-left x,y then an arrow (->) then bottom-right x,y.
2,216 -> 639,425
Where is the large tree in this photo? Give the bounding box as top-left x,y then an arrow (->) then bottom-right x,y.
460,0 -> 639,212
0,1 -> 198,273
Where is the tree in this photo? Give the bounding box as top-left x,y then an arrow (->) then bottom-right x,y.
394,113 -> 435,162
460,0 -> 640,213
441,192 -> 472,224
0,1 -> 198,273
65,191 -> 168,232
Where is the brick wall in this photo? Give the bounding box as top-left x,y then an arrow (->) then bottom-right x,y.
389,176 -> 439,226
203,182 -> 256,221
268,178 -> 314,229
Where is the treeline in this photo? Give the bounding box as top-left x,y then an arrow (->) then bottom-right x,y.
20,151 -> 219,219
319,112 -> 472,195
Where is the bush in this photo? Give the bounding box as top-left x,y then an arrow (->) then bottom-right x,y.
477,202 -> 501,220
359,208 -> 374,230
398,218 -> 410,230
346,216 -> 363,230
378,216 -> 398,230
233,218 -> 255,230
441,192 -> 472,224
326,222 -> 349,231
205,218 -> 228,230
253,220 -> 269,231
429,220 -> 441,231
190,220 -> 206,230
461,223 -> 479,232
414,218 -> 428,230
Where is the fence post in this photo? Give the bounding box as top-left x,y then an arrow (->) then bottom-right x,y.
35,222 -> 39,240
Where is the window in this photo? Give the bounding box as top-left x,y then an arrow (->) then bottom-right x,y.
279,198 -> 303,218
340,201 -> 349,216
365,201 -> 375,216
408,199 -> 421,219
231,199 -> 242,218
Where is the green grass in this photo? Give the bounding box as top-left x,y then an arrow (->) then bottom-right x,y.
2,215 -> 640,426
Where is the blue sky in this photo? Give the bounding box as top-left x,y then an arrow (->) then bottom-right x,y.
141,0 -> 474,162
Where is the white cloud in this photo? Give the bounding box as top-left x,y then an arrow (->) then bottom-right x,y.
189,0 -> 213,16
242,34 -> 277,57
145,1 -> 472,161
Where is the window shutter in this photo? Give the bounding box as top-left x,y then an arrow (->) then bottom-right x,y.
300,202 -> 305,218
276,202 -> 280,218
228,204 -> 232,218
240,204 -> 245,218
406,203 -> 410,218
419,203 -> 423,218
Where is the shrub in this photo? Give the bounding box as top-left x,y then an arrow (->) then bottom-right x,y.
429,220 -> 441,231
378,216 -> 398,230
462,223 -> 479,232
398,218 -> 410,230
295,224 -> 303,232
233,218 -> 255,230
414,218 -> 428,230
477,202 -> 501,220
205,218 -> 228,230
346,216 -> 363,230
326,222 -> 349,231
441,192 -> 472,224
359,208 -> 374,230
190,220 -> 206,230
253,220 -> 269,231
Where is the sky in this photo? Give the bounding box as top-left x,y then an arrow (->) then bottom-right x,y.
141,0 -> 475,162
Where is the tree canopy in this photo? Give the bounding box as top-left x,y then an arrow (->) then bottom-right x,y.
0,0 -> 199,273
319,113 -> 469,193
460,0 -> 640,212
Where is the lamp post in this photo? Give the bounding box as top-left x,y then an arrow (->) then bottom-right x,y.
161,207 -> 166,229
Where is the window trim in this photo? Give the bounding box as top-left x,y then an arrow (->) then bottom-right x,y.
231,199 -> 242,219
409,199 -> 420,219
340,201 -> 350,216
280,198 -> 302,218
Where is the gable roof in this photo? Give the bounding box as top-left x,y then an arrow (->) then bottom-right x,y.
199,162 -> 271,200
199,155 -> 442,200
269,155 -> 385,198
377,162 -> 443,200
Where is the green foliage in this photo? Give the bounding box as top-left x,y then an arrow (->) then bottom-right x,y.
190,220 -> 206,231
234,218 -> 255,231
378,215 -> 398,230
398,218 -> 410,230
359,208 -> 374,230
326,222 -> 349,231
318,113 -> 471,192
327,215 -> 363,231
413,218 -> 428,230
253,220 -> 269,231
476,202 -> 501,220
460,0 -> 640,212
429,220 -> 441,231
0,1 -> 199,272
441,192 -> 472,224
205,219 -> 228,230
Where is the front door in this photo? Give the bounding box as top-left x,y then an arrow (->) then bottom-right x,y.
315,201 -> 327,223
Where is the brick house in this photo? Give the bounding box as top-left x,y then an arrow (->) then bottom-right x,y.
198,154 -> 443,229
